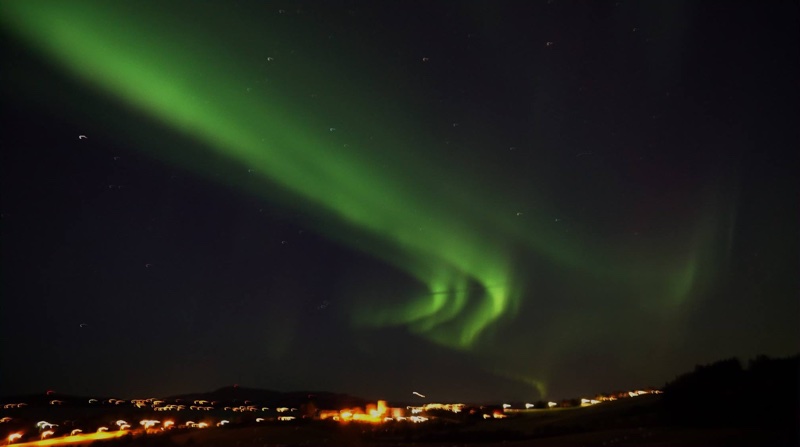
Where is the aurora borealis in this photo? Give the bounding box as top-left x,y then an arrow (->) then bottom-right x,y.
1,1 -> 797,402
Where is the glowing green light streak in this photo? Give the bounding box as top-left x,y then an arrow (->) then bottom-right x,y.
1,1 -> 721,383
0,0 -> 517,349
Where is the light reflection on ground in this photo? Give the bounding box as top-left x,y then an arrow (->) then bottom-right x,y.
10,429 -> 130,446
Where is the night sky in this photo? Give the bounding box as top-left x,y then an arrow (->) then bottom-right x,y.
1,0 -> 797,403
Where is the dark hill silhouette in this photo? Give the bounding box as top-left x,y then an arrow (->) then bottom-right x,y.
0,387 -> 368,410
167,386 -> 368,410
662,354 -> 799,427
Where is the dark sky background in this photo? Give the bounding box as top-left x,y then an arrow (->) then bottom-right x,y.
1,0 -> 797,403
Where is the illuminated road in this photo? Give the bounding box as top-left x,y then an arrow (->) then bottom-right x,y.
9,430 -> 130,447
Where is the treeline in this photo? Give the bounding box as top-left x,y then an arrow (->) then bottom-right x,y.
662,354 -> 799,427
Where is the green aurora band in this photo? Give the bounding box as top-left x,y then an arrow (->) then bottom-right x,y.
2,1 -> 725,395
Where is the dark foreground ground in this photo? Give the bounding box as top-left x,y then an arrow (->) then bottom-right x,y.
85,395 -> 796,447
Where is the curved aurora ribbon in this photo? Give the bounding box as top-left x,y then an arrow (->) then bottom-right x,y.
1,1 -> 718,393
